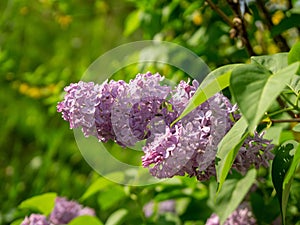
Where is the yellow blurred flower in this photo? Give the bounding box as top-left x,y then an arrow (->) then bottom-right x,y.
192,11 -> 203,26
56,15 -> 73,28
272,10 -> 285,25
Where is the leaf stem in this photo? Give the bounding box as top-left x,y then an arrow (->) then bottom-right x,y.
263,118 -> 300,123
280,94 -> 299,110
266,107 -> 294,117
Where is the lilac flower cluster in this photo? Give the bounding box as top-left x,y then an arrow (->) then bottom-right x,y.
57,72 -> 274,181
21,197 -> 95,225
205,202 -> 256,225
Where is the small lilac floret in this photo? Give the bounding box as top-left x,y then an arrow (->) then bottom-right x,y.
205,202 -> 256,225
49,197 -> 95,224
57,81 -> 101,137
21,214 -> 49,225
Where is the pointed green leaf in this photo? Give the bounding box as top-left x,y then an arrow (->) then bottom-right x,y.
216,117 -> 248,193
123,10 -> 141,36
68,216 -> 103,225
105,208 -> 128,225
251,53 -> 288,73
171,64 -> 240,125
288,41 -> 300,75
288,42 -> 300,64
19,192 -> 57,215
272,141 -> 299,224
230,62 -> 299,133
81,172 -> 124,201
218,169 -> 256,224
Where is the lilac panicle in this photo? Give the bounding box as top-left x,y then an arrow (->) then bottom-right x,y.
57,81 -> 101,137
21,214 -> 49,225
205,202 -> 256,225
142,79 -> 233,181
94,80 -> 127,142
142,79 -> 274,181
111,72 -> 173,146
49,197 -> 95,224
57,80 -> 127,143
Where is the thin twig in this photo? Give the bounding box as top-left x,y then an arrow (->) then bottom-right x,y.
226,0 -> 256,56
263,118 -> 300,123
276,96 -> 296,118
205,0 -> 234,27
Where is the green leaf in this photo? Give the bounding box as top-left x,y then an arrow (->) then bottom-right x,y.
288,41 -> 300,75
97,186 -> 126,211
209,169 -> 256,224
10,219 -> 23,225
219,170 -> 256,224
282,142 -> 300,222
81,172 -> 124,201
230,62 -> 299,133
123,10 -> 142,36
68,216 -> 103,225
216,117 -> 248,193
105,208 -> 128,225
171,64 -> 240,125
251,53 -> 288,73
293,123 -> 300,132
19,192 -> 57,215
272,141 -> 299,224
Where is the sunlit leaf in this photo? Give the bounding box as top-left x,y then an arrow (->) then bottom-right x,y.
209,169 -> 256,224
124,10 -> 142,36
251,53 -> 288,73
230,62 -> 299,133
288,41 -> 300,75
219,169 -> 256,224
292,123 -> 300,132
171,64 -> 240,125
68,216 -> 104,225
19,192 -> 57,215
216,117 -> 248,193
288,42 -> 300,64
105,208 -> 128,225
81,172 -> 124,201
10,219 -> 23,225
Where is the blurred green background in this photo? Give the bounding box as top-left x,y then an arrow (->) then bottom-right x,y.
1,0 -> 299,224
0,0 -> 137,223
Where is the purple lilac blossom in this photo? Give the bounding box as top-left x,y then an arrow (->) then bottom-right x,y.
110,72 -> 173,146
57,81 -> 101,137
142,80 -> 234,181
49,197 -> 95,224
94,80 -> 127,143
205,203 -> 256,225
142,79 -> 273,181
21,214 -> 49,225
57,73 -> 274,180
